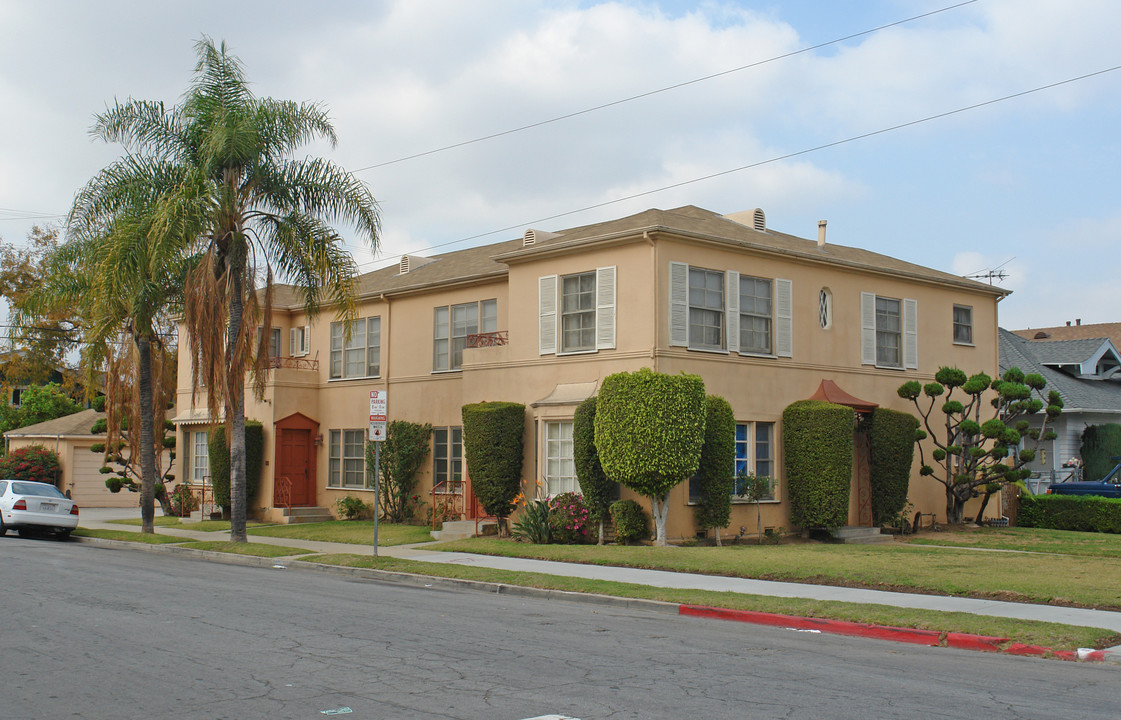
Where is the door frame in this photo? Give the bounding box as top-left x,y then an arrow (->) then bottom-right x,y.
274,412 -> 319,507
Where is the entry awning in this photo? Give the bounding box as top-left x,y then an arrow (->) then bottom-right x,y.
807,379 -> 878,413
169,409 -> 222,426
531,381 -> 599,408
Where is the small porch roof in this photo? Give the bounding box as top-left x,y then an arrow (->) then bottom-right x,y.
808,379 -> 878,413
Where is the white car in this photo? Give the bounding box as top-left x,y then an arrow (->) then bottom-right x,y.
0,479 -> 79,539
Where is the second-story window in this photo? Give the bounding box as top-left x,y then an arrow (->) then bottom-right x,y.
561,272 -> 596,352
953,304 -> 973,345
433,299 -> 496,371
330,316 -> 381,379
861,292 -> 917,370
876,296 -> 902,368
739,276 -> 772,354
689,267 -> 724,350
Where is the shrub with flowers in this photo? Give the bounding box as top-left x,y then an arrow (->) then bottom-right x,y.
0,445 -> 61,484
548,492 -> 589,544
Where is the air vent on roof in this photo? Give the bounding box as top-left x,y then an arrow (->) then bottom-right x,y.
398,254 -> 435,274
752,208 -> 766,232
523,229 -> 560,247
400,256 -> 412,274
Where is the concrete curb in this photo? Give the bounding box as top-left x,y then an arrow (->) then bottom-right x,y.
679,604 -> 1121,664
73,536 -> 1121,664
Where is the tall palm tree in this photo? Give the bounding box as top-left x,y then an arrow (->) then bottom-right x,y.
93,38 -> 381,541
18,158 -> 188,533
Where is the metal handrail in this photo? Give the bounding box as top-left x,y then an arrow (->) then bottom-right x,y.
276,476 -> 292,511
466,331 -> 508,348
430,479 -> 464,529
267,356 -> 320,370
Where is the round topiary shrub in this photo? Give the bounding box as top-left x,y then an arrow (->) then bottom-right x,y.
609,499 -> 649,544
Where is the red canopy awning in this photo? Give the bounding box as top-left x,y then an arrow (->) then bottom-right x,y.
807,379 -> 878,413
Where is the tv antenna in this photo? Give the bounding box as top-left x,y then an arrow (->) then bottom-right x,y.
965,257 -> 1013,285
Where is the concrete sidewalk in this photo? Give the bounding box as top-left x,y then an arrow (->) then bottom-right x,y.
77,508 -> 1121,640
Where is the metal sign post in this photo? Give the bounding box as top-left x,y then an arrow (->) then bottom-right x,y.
369,390 -> 388,556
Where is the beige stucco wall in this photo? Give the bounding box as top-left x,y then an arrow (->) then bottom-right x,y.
175,225 -> 1005,536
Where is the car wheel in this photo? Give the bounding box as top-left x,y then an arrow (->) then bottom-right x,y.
18,528 -> 32,538
57,529 -> 72,540
0,516 -> 6,536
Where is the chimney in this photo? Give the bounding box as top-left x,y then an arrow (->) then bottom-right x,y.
1077,318 -> 1082,326
817,220 -> 827,248
1066,321 -> 1072,326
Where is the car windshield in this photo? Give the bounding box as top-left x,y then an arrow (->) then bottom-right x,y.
11,481 -> 66,499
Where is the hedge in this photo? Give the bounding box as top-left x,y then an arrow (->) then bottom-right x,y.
692,395 -> 735,537
1080,424 -> 1121,481
1018,494 -> 1121,533
461,401 -> 525,520
783,400 -> 853,530
208,422 -> 264,510
869,407 -> 919,525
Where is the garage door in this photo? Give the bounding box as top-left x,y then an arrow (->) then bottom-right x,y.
68,444 -> 133,508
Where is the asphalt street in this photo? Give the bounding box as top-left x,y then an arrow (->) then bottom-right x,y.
4,538 -> 1119,719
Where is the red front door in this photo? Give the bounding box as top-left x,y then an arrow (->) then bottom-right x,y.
277,428 -> 314,506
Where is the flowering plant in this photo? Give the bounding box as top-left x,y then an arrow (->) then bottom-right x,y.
548,492 -> 589,544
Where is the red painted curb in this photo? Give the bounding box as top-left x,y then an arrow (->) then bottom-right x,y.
679,605 -> 942,645
679,604 -> 1108,662
945,632 -> 1008,653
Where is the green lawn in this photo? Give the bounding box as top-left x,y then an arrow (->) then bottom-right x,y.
305,553 -> 1120,653
74,528 -> 196,544
904,526 -> 1121,557
434,533 -> 1121,610
247,520 -> 433,546
180,541 -> 314,558
108,518 -> 263,532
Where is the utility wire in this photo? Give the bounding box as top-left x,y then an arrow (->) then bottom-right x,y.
354,63 -> 1121,272
353,0 -> 978,172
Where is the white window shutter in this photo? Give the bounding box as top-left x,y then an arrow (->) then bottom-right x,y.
301,326 -> 310,356
726,270 -> 739,353
669,262 -> 689,347
539,275 -> 557,355
595,266 -> 616,350
903,298 -> 918,369
289,328 -> 299,357
775,278 -> 793,358
861,292 -> 877,366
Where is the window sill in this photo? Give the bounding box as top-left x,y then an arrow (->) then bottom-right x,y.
737,350 -> 776,359
686,346 -> 729,355
731,497 -> 780,505
327,375 -> 382,383
952,341 -> 975,347
327,486 -> 376,493
557,348 -> 598,357
430,368 -> 463,375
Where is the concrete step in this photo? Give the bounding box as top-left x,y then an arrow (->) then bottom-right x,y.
282,506 -> 334,524
430,519 -> 498,541
831,526 -> 893,544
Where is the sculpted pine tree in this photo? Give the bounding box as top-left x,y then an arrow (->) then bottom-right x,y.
91,38 -> 380,540
898,366 -> 1061,524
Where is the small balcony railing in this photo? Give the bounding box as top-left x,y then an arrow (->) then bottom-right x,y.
266,356 -> 319,371
466,331 -> 508,348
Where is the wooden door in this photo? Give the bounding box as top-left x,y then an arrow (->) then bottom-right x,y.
277,428 -> 313,506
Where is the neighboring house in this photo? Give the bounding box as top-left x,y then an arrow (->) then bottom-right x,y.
3,408 -> 132,508
173,204 -> 1007,537
1012,320 -> 1121,351
999,328 -> 1121,491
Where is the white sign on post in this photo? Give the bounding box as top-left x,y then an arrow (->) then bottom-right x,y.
369,390 -> 387,441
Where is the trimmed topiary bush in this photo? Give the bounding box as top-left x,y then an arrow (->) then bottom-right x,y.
870,407 -> 919,525
209,421 -> 264,512
1018,494 -> 1121,533
692,395 -> 736,544
783,400 -> 853,530
574,396 -> 617,544
595,368 -> 705,546
1081,424 -> 1121,481
462,401 -> 525,525
609,499 -> 649,544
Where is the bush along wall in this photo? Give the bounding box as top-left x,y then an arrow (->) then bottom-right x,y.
461,401 -> 525,524
691,394 -> 736,544
1080,423 -> 1121,481
208,421 -> 264,512
869,407 -> 919,525
1018,494 -> 1121,534
783,400 -> 854,531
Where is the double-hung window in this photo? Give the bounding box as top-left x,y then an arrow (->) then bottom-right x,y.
861,292 -> 917,369
434,300 -> 496,371
689,267 -> 724,350
953,305 -> 973,345
192,430 -> 210,483
328,429 -> 368,489
433,427 -> 463,492
731,422 -> 776,500
257,326 -> 281,359
739,276 -> 773,355
330,317 -> 381,379
544,421 -> 578,495
538,267 -> 616,355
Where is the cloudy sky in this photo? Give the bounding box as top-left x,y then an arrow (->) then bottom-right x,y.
1,0 -> 1118,333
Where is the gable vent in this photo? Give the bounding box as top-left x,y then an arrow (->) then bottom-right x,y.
524,229 -> 560,247
400,255 -> 412,274
752,208 -> 766,232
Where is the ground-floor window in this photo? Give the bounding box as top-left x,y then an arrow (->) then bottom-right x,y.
544,420 -> 578,496
433,427 -> 463,493
733,421 -> 776,500
192,430 -> 209,483
328,429 -> 369,489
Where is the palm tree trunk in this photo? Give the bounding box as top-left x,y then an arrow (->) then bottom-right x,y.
227,264 -> 249,543
137,335 -> 156,534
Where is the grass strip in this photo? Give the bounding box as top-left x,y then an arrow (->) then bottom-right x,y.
75,528 -> 195,544
247,520 -> 433,546
304,553 -> 1120,651
904,526 -> 1121,557
179,541 -> 314,558
433,537 -> 1121,610
110,518 -> 264,532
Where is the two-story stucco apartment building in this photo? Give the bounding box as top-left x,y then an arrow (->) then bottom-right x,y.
173,205 -> 1007,540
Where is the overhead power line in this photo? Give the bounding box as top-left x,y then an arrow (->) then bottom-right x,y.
355,63 -> 1121,272
354,0 -> 979,172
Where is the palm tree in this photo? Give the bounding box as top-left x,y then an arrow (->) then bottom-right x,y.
18,158 -> 188,534
93,38 -> 381,541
